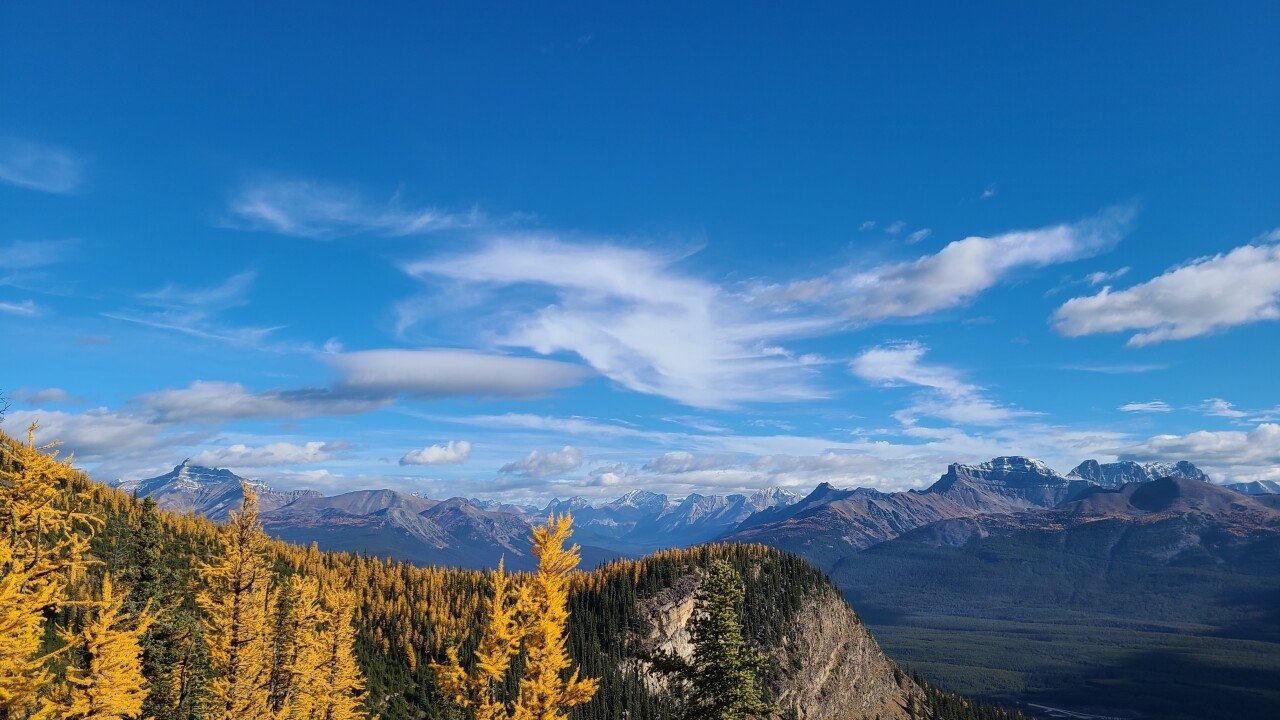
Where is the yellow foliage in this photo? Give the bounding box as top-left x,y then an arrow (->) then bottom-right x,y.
61,574 -> 156,720
432,559 -> 523,720
289,587 -> 370,720
198,484 -> 275,720
0,534 -> 59,720
0,424 -> 102,720
512,514 -> 598,720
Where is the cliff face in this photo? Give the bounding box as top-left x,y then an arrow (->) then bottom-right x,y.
626,565 -> 922,720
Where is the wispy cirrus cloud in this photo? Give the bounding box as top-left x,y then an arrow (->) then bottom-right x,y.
850,341 -> 1033,426
405,235 -> 833,408
0,299 -> 40,316
1054,230 -> 1280,345
758,206 -> 1135,322
103,271 -> 287,348
0,137 -> 84,193
228,179 -> 482,239
1118,401 -> 1172,413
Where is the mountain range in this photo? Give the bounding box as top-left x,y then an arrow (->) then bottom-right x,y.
119,460 -> 800,569
120,454 -> 1280,718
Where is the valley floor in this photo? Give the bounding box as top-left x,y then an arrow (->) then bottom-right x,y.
863,611 -> 1280,720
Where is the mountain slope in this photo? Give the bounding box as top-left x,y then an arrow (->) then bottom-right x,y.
724,456 -> 1098,567
829,476 -> 1280,720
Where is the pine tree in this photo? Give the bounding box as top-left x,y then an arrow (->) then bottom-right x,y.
198,484 -> 274,720
433,559 -> 523,720
652,560 -> 773,720
61,573 -> 156,720
512,514 -> 598,720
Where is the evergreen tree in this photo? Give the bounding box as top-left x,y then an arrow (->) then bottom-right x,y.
512,514 -> 598,720
198,485 -> 274,720
652,560 -> 773,720
61,574 -> 156,720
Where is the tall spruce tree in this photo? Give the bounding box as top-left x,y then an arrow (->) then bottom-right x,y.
653,560 -> 773,720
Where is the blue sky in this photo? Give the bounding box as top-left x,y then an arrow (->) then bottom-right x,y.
3,2 -> 1279,499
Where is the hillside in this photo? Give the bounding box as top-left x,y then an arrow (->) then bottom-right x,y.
10,431 -> 1023,720
831,477 -> 1280,719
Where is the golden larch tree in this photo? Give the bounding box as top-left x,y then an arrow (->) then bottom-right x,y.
61,573 -> 156,720
0,424 -> 100,720
432,558 -> 523,720
512,514 -> 598,720
292,586 -> 371,720
270,574 -> 321,716
198,484 -> 275,720
0,533 -> 58,720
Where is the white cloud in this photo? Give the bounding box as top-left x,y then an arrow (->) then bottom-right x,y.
859,221 -> 876,231
229,179 -> 480,238
136,381 -> 388,423
400,440 -> 472,466
1086,267 -> 1129,285
1118,423 -> 1280,483
850,342 -> 1030,426
763,206 -> 1133,322
500,445 -> 584,478
330,349 -> 593,398
906,228 -> 932,244
981,185 -> 997,199
450,413 -> 680,441
104,271 -> 285,348
406,236 -> 831,408
1056,363 -> 1166,374
643,451 -> 740,474
1119,401 -> 1172,413
190,441 -> 352,468
1193,398 -> 1246,418
0,240 -> 76,270
0,137 -> 83,193
0,300 -> 39,316
1053,233 -> 1280,345
3,408 -> 195,461
13,388 -> 75,404
884,221 -> 906,235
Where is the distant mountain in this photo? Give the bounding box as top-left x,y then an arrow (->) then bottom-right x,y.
545,487 -> 799,551
831,476 -> 1280,719
124,461 -> 796,568
1068,459 -> 1210,488
724,456 -> 1108,567
117,460 -> 321,521
1226,479 -> 1280,495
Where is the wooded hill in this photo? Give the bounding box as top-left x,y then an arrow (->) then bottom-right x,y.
2,427 -> 1025,720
